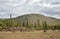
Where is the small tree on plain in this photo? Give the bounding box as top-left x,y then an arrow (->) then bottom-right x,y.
42,21 -> 48,32
34,23 -> 37,30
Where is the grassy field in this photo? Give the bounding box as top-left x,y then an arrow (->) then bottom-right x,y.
0,30 -> 60,39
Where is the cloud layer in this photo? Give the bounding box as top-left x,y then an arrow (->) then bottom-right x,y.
0,0 -> 60,19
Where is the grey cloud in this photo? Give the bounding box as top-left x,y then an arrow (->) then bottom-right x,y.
50,0 -> 60,5
37,0 -> 60,5
40,6 -> 60,15
0,0 -> 60,19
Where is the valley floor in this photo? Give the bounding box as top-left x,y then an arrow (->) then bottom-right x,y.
0,30 -> 60,39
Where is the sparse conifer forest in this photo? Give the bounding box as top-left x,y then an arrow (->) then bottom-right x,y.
0,14 -> 60,32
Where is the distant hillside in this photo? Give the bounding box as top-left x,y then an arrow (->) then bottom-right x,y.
0,14 -> 60,31
14,14 -> 60,25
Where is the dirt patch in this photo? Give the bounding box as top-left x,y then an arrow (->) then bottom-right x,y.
0,30 -> 60,39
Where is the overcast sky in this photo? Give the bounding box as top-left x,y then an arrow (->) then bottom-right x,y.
0,0 -> 60,19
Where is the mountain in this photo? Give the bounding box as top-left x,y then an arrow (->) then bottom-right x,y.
14,14 -> 60,25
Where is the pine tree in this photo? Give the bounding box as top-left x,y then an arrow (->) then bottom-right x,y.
28,24 -> 33,29
34,23 -> 37,30
22,21 -> 25,27
26,17 -> 29,28
0,20 -> 3,31
10,14 -> 15,27
54,25 -> 57,30
58,25 -> 60,30
3,19 -> 7,29
9,14 -> 15,31
37,19 -> 41,30
42,21 -> 47,32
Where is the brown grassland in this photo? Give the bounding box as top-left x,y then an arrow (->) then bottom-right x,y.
0,30 -> 60,39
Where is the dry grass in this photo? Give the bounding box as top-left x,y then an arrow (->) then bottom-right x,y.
0,30 -> 60,39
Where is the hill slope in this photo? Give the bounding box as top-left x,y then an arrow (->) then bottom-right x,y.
14,14 -> 60,25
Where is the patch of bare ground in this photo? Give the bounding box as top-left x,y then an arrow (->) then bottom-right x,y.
0,30 -> 60,39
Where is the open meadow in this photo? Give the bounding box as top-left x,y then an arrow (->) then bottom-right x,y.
0,30 -> 60,39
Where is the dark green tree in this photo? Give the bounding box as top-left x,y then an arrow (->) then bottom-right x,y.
10,14 -> 15,28
42,21 -> 48,32
37,19 -> 41,30
54,25 -> 57,30
22,21 -> 25,27
9,14 -> 15,32
28,24 -> 33,30
26,17 -> 29,28
58,25 -> 60,30
34,23 -> 37,30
